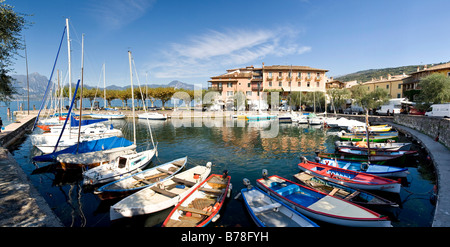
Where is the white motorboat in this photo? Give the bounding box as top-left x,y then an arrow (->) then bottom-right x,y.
138,112 -> 167,120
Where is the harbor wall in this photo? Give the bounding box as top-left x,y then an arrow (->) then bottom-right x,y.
394,115 -> 450,150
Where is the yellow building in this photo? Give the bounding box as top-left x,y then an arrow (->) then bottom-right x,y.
403,62 -> 450,100
358,74 -> 409,99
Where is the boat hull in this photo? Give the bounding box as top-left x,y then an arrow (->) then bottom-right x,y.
241,186 -> 319,227
110,164 -> 212,221
162,174 -> 231,227
319,157 -> 409,178
257,175 -> 391,227
298,161 -> 401,193
94,157 -> 187,200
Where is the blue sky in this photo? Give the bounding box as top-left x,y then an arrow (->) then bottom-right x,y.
9,0 -> 450,88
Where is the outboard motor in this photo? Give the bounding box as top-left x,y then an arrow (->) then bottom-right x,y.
262,169 -> 268,179
243,178 -> 252,189
222,170 -> 229,179
300,156 -> 308,163
314,156 -> 321,163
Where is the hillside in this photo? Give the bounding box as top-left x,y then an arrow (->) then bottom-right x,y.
335,62 -> 448,82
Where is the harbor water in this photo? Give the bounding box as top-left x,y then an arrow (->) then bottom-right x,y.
9,117 -> 436,227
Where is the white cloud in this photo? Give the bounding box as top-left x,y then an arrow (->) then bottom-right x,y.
146,27 -> 311,79
87,0 -> 156,30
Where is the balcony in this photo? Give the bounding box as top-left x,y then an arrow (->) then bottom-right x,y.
251,83 -> 263,91
208,85 -> 223,91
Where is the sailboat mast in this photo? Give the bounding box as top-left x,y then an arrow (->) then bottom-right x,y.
103,63 -> 107,108
128,51 -> 136,145
66,18 -> 72,104
76,34 -> 85,153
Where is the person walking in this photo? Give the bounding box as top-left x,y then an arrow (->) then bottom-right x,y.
0,117 -> 3,133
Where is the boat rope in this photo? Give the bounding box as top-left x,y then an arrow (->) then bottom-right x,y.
32,25 -> 67,131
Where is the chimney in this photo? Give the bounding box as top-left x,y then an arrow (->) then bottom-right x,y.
388,74 -> 391,80
417,66 -> 420,72
380,76 -> 383,80
424,64 -> 428,70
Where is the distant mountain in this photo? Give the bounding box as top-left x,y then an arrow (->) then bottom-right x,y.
11,73 -> 195,99
11,72 -> 49,100
168,80 -> 195,90
335,62 -> 449,83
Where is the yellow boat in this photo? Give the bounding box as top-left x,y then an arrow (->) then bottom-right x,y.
351,124 -> 392,132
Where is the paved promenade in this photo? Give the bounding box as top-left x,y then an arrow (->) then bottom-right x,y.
0,115 -> 62,227
391,123 -> 450,227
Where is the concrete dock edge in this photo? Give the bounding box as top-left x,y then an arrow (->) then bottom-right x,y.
391,123 -> 450,227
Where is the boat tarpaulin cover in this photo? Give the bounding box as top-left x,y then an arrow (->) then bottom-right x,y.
33,136 -> 133,162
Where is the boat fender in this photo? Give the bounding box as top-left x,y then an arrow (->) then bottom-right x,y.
227,184 -> 232,198
360,163 -> 369,171
212,214 -> 220,222
206,162 -> 212,168
314,156 -> 321,162
175,185 -> 185,189
262,169 -> 268,179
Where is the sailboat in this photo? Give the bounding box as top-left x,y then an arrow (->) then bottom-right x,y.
90,63 -> 126,119
82,51 -> 158,185
33,34 -> 136,169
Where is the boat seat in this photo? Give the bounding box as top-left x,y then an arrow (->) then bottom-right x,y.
200,187 -> 224,194
178,206 -> 212,216
253,203 -> 282,214
150,186 -> 178,198
156,167 -> 173,174
172,177 -> 196,187
275,184 -> 300,197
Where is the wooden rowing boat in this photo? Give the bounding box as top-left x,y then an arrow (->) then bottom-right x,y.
334,141 -> 412,151
241,180 -> 319,227
162,172 -> 231,227
318,157 -> 409,178
318,152 -> 402,165
256,175 -> 392,227
94,157 -> 187,200
293,172 -> 399,209
337,147 -> 417,157
110,162 -> 212,221
298,159 -> 401,193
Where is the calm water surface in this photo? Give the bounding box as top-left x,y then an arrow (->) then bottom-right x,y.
10,118 -> 436,227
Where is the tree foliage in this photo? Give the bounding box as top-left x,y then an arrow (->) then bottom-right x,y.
416,73 -> 450,110
350,85 -> 390,112
153,87 -> 175,109
0,1 -> 28,102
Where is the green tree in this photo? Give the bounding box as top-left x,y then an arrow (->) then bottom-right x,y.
351,85 -> 390,115
416,73 -> 450,111
328,88 -> 351,113
0,1 -> 28,102
105,89 -> 118,108
117,88 -> 132,108
153,87 -> 175,110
